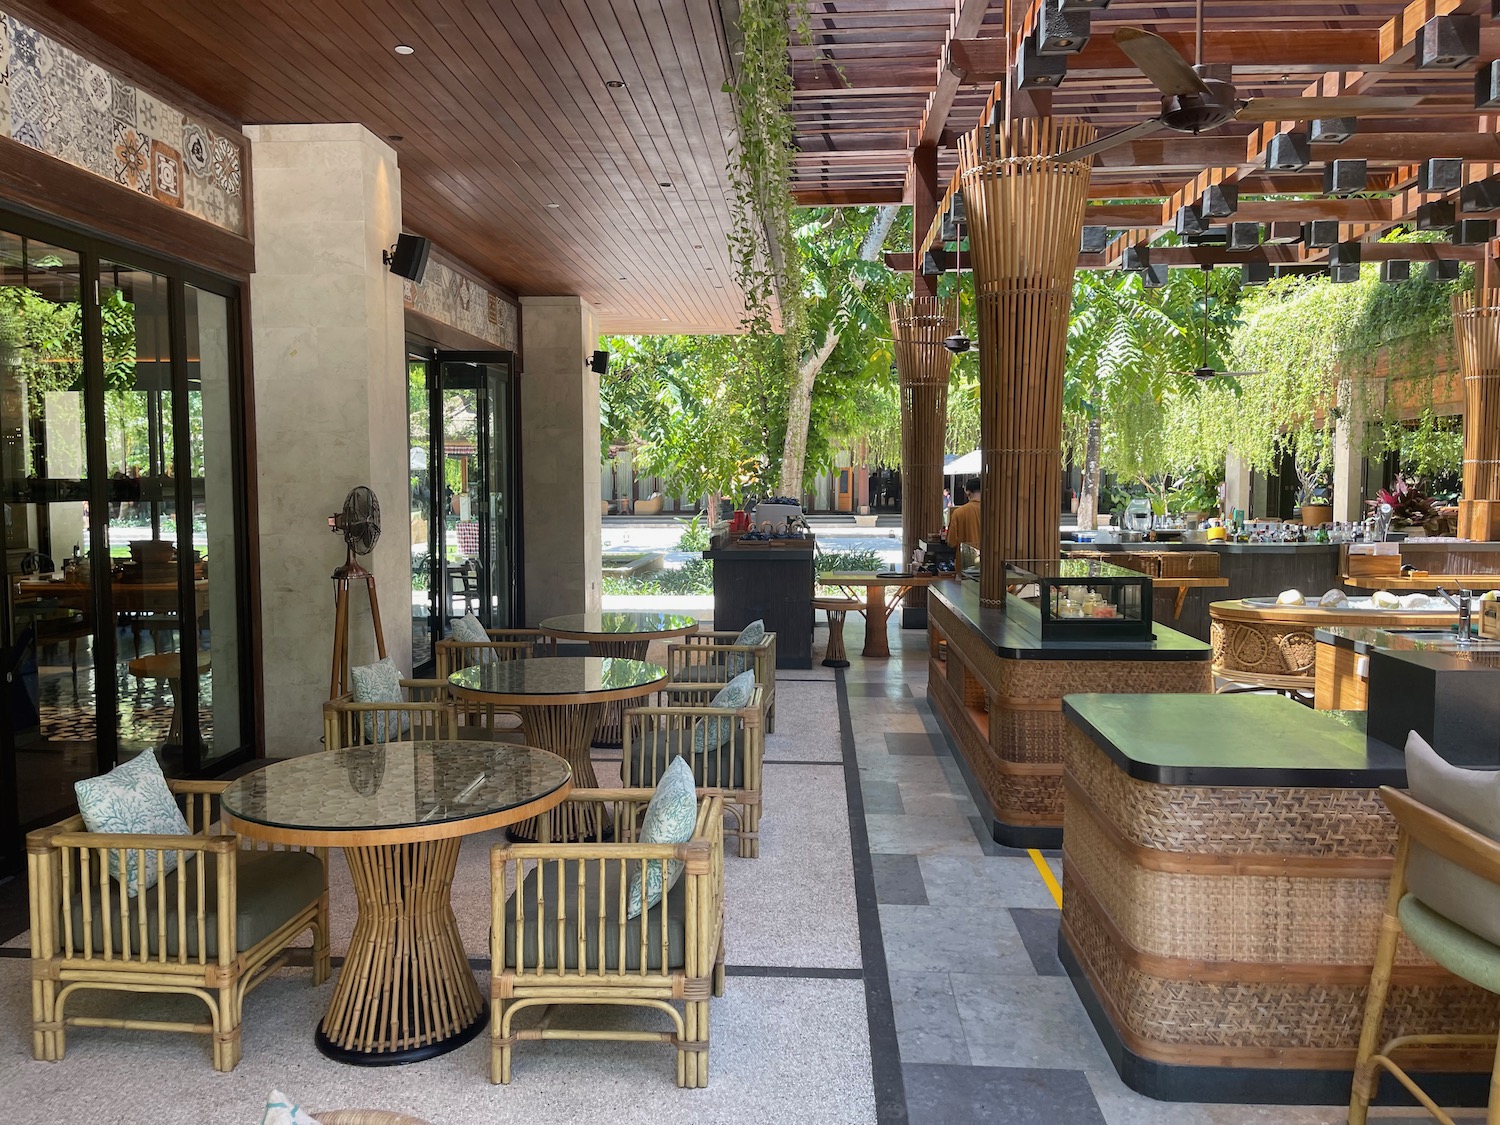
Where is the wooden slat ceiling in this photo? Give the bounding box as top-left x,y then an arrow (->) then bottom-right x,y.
792,0 -> 1497,244
34,0 -> 747,334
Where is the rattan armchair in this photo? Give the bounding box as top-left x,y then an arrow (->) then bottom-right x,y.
435,630 -> 556,741
27,780 -> 329,1072
623,684 -> 764,859
323,679 -> 458,749
490,790 -> 725,1087
663,630 -> 777,732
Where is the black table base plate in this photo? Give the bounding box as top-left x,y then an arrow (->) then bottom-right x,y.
822,658 -> 851,668
315,1005 -> 486,1066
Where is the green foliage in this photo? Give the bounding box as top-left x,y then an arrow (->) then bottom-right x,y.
601,559 -> 715,596
1383,408 -> 1464,488
724,0 -> 808,415
674,513 -> 712,551
814,548 -> 882,575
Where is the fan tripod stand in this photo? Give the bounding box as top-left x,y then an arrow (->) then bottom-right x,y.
329,558 -> 388,699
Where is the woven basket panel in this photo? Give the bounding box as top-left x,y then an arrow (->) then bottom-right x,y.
931,672 -> 1062,822
962,673 -> 988,709
1064,889 -> 1500,1052
993,709 -> 1064,763
1066,730 -> 1396,857
1064,802 -> 1428,966
1210,619 -> 1319,677
995,657 -> 1210,699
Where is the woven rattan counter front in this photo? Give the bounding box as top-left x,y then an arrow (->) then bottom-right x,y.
1059,693 -> 1499,1106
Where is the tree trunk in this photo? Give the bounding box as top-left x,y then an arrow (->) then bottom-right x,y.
778,205 -> 900,497
1078,416 -> 1102,531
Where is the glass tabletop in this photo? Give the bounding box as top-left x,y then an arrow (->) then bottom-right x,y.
539,611 -> 698,636
221,742 -> 571,834
448,656 -> 666,698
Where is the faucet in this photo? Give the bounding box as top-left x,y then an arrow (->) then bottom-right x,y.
1435,587 -> 1472,640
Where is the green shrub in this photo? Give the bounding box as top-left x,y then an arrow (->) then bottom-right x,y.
674,513 -> 712,552
600,559 -> 714,596
815,548 -> 881,576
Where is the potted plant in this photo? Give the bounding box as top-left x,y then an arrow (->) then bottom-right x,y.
1298,481 -> 1333,527
1294,428 -> 1335,527
1366,475 -> 1439,531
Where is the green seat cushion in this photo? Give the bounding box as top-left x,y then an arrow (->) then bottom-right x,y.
66,847 -> 324,958
628,726 -> 748,790
502,858 -> 686,972
1402,732 -> 1500,949
73,751 -> 192,896
1399,894 -> 1500,994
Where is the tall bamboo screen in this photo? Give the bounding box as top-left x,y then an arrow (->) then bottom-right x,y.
1453,291 -> 1500,541
958,119 -> 1095,604
891,298 -> 958,595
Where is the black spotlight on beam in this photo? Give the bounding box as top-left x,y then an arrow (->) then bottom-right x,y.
942,332 -> 971,355
383,233 -> 431,283
588,350 -> 610,375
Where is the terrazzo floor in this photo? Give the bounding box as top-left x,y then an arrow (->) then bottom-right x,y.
0,614 -> 1483,1123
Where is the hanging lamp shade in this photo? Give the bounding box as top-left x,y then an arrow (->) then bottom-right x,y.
957,117 -> 1096,603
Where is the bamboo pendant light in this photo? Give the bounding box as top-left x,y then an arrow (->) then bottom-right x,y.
1453,291 -> 1500,541
958,118 -> 1096,604
891,297 -> 959,593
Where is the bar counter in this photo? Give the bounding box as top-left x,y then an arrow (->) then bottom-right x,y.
1060,693 -> 1498,1104
927,578 -> 1211,847
703,538 -> 813,668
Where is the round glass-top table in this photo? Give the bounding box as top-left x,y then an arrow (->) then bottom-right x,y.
538,613 -> 696,745
222,742 -> 571,1066
448,657 -> 666,839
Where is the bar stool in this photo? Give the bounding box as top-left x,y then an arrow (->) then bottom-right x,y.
812,596 -> 860,668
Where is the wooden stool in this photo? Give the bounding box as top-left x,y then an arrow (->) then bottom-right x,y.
813,597 -> 860,668
127,650 -> 211,747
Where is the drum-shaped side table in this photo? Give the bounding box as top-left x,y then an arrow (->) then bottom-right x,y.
222,742 -> 571,1065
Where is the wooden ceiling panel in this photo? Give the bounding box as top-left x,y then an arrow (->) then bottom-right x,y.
31,0 -> 747,334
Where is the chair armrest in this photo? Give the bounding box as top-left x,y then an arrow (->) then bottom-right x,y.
47,830 -> 237,853
168,779 -> 230,796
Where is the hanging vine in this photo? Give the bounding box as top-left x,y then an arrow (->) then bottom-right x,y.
723,0 -> 810,415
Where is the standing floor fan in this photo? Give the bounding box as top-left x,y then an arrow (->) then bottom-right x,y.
328,485 -> 387,699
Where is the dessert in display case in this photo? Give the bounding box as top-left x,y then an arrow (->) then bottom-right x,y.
1006,559 -> 1154,641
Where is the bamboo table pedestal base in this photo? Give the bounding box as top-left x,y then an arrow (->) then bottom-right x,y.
580,638 -> 649,748
318,838 -> 486,1065
510,702 -> 606,842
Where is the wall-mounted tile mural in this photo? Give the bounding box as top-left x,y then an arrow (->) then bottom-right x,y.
404,248 -> 519,352
1,9 -> 247,235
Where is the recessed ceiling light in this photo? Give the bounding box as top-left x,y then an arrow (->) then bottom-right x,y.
617,276 -> 628,281
545,202 -> 560,209
605,79 -> 626,88
692,244 -> 703,250
388,134 -> 404,142
660,317 -> 669,322
393,44 -> 415,55
658,181 -> 672,188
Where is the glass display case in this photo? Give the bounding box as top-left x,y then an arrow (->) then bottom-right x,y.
1006,559 -> 1154,641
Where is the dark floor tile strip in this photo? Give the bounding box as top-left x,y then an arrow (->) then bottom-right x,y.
765,759 -> 846,767
725,965 -> 864,980
838,667 -> 910,1125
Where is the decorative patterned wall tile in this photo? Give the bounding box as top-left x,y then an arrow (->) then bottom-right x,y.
0,8 -> 246,235
403,248 -> 519,351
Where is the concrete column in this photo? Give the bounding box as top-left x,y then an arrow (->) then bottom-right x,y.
519,297 -> 601,623
1224,450 -> 1252,519
245,123 -> 410,756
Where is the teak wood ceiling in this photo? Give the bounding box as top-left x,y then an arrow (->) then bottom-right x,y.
793,0 -> 1500,268
28,0 -> 747,334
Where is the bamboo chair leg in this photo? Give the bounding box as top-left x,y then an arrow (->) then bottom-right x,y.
312,892 -> 332,985
742,802 -> 760,860
713,956 -> 726,999
32,977 -> 60,1061
1349,909 -> 1403,1125
213,984 -> 241,1072
1489,1030 -> 1500,1125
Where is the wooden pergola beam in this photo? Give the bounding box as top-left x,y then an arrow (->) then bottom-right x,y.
884,241 -> 1488,273
915,0 -> 995,146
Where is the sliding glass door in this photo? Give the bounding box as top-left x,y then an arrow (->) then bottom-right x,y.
0,211 -> 251,873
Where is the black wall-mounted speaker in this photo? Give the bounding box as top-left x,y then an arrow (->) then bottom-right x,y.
386,234 -> 431,283
589,350 -> 610,375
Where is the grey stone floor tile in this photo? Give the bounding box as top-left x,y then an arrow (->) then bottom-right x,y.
871,853 -> 927,905
896,782 -> 976,819
904,1063 -> 1106,1125
919,855 -> 1065,910
950,973 -> 1114,1072
885,732 -> 941,755
878,904 -> 1034,975
855,756 -> 953,787
1010,908 -> 1065,976
860,778 -> 906,815
866,813 -> 981,855
888,971 -> 970,1065
844,681 -> 913,699
969,816 -> 1011,856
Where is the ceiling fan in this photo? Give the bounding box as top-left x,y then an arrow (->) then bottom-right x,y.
1058,3 -> 1425,162
1176,266 -> 1263,381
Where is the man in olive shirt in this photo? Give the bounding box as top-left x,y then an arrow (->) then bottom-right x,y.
947,476 -> 981,556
